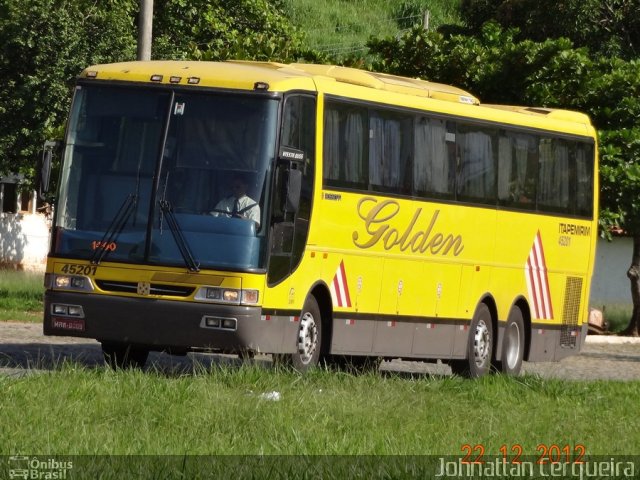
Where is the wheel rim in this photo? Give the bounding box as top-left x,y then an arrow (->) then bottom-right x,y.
297,311 -> 318,365
505,321 -> 521,369
473,319 -> 491,367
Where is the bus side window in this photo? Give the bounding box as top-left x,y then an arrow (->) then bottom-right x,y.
497,133 -> 537,208
413,117 -> 454,199
323,102 -> 368,190
538,137 -> 570,214
369,109 -> 412,194
456,123 -> 497,205
575,143 -> 594,217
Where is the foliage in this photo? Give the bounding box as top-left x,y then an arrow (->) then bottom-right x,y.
0,0 -> 318,186
153,0 -> 315,62
600,128 -> 640,234
0,0 -> 137,183
459,0 -> 640,60
280,0 -> 461,62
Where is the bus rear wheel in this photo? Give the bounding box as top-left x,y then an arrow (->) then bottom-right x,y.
102,342 -> 149,370
497,307 -> 525,376
450,303 -> 493,378
276,295 -> 323,373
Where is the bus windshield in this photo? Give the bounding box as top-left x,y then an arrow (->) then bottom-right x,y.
54,84 -> 279,270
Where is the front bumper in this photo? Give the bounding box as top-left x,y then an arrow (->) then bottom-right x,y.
44,291 -> 297,354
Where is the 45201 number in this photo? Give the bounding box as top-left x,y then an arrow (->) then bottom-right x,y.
60,264 -> 97,276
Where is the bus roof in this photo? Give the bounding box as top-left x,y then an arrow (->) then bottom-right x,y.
80,60 -> 594,133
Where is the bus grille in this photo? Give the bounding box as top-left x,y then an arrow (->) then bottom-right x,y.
560,276 -> 583,348
95,280 -> 195,297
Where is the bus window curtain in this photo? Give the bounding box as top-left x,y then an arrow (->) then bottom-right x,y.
323,109 -> 340,181
539,139 -> 568,208
370,115 -> 402,189
497,135 -> 512,201
458,130 -> 493,198
414,118 -> 449,195
344,111 -> 364,184
499,134 -> 532,202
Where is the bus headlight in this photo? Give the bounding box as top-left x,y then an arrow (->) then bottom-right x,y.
198,286 -> 240,305
223,290 -> 239,303
195,287 -> 259,306
204,287 -> 222,300
55,276 -> 71,288
50,275 -> 94,292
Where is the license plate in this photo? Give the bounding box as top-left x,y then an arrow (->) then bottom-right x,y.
52,317 -> 85,332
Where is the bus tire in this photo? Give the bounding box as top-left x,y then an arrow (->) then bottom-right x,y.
497,307 -> 525,376
281,295 -> 323,373
450,303 -> 493,378
102,342 -> 149,370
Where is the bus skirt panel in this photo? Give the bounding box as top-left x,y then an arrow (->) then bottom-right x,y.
43,291 -> 299,354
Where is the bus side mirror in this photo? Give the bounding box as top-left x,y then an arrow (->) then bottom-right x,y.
39,140 -> 58,200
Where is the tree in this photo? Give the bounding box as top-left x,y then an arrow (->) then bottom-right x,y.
369,21 -> 640,335
459,0 -> 640,60
152,0 -> 316,62
0,0 -> 137,182
0,0 -> 318,186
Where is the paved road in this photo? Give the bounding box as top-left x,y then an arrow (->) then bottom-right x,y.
1,321 -> 639,380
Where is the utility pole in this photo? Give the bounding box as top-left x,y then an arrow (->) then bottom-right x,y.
137,0 -> 153,61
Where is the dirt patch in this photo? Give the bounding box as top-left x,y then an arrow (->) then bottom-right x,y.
1,321 -> 640,380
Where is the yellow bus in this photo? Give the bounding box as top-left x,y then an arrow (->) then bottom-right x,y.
43,61 -> 598,376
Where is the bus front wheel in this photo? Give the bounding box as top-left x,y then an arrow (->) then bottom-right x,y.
102,342 -> 149,370
276,295 -> 323,373
450,303 -> 493,378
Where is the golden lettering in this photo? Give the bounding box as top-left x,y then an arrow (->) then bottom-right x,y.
429,233 -> 444,253
352,197 -> 464,256
352,197 -> 398,249
398,209 -> 421,251
441,234 -> 464,255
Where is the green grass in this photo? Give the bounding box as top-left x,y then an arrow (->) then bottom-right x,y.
2,364 -> 639,457
0,269 -> 44,322
282,0 -> 461,60
602,304 -> 633,333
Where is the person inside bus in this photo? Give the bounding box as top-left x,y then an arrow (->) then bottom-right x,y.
210,174 -> 260,227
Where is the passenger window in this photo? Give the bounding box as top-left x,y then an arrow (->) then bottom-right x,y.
538,138 -> 570,213
456,124 -> 497,204
413,117 -> 455,199
575,143 -> 594,217
369,110 -> 412,194
323,102 -> 368,189
497,133 -> 538,209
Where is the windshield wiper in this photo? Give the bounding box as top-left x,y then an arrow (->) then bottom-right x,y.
158,199 -> 200,272
91,194 -> 137,265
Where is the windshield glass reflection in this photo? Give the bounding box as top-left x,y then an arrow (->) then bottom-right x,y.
54,85 -> 278,271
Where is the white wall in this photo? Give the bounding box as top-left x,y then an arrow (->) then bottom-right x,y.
0,212 -> 50,271
590,236 -> 632,307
